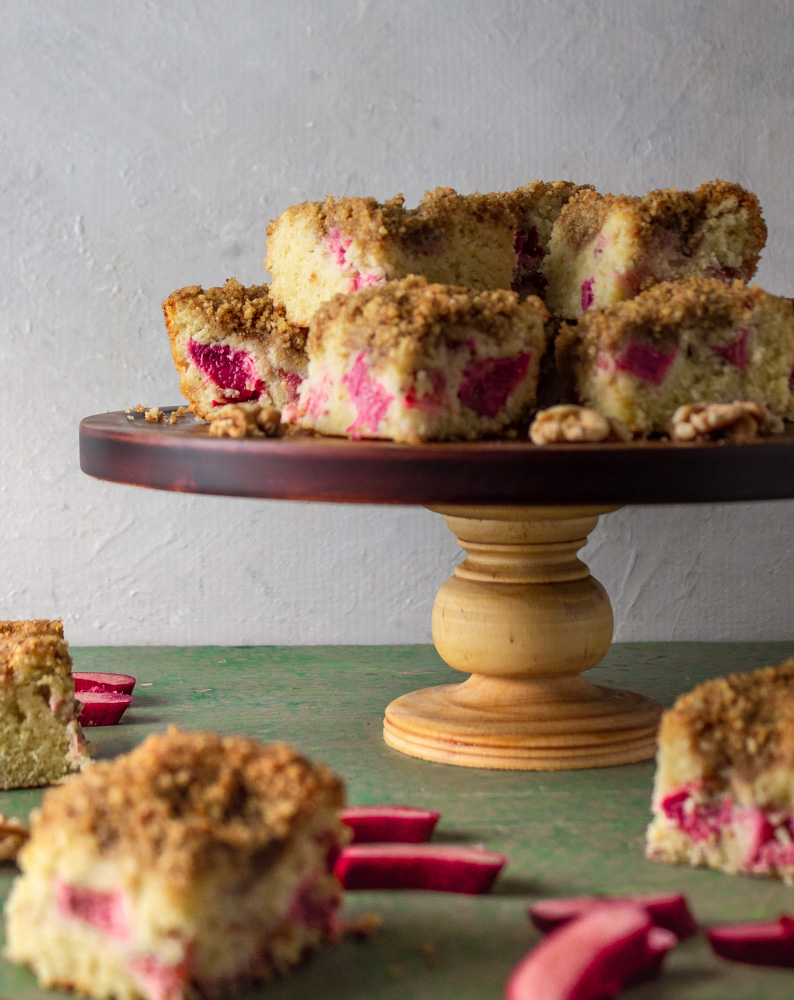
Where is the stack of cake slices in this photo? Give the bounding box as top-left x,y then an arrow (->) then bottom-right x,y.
164,178 -> 794,441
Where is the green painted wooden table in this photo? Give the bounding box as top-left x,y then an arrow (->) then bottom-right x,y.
1,642 -> 793,1000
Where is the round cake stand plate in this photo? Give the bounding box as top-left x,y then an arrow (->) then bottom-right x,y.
80,411 -> 794,769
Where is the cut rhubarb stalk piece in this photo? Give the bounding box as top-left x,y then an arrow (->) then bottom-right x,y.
505,903 -> 654,1000
627,927 -> 678,985
707,915 -> 794,967
334,844 -> 506,894
528,892 -> 696,938
76,691 -> 132,726
73,671 -> 137,695
339,805 -> 441,843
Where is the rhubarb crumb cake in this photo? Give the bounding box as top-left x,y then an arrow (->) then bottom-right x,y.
163,278 -> 308,420
284,275 -> 548,443
0,619 -> 89,789
556,277 -> 794,435
646,659 -> 794,884
491,179 -> 594,299
544,181 -> 767,318
264,187 -> 518,327
6,728 -> 348,1000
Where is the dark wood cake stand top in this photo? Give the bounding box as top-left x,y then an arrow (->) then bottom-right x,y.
80,408 -> 794,505
79,408 -> 794,506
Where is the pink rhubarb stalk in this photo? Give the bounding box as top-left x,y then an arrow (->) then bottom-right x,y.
505,903 -> 656,1000
73,671 -> 136,695
707,915 -> 794,967
339,805 -> 441,843
334,843 -> 506,894
76,690 -> 132,726
528,892 -> 696,938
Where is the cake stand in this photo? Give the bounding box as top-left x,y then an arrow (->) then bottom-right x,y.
80,411 -> 794,770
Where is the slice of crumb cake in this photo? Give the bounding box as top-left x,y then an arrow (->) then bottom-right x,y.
264,187 -> 518,327
163,278 -> 308,421
0,619 -> 89,789
284,275 -> 548,443
555,278 -> 794,435
544,181 -> 767,319
647,660 -> 794,884
6,728 -> 349,1000
491,180 -> 595,299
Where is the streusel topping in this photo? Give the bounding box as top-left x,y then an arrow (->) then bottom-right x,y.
491,180 -> 594,229
559,278 -> 766,355
32,728 -> 344,883
162,279 -> 307,356
0,619 -> 64,639
0,632 -> 72,685
554,180 -> 766,267
667,659 -> 794,777
268,187 -> 516,260
309,275 -> 547,362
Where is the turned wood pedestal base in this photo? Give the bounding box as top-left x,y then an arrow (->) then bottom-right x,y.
383,505 -> 663,770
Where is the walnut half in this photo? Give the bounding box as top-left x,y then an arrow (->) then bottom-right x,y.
670,401 -> 784,442
208,402 -> 285,439
0,815 -> 29,862
529,405 -> 634,445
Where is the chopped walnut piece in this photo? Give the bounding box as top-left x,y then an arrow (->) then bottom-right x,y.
529,405 -> 634,445
670,401 -> 785,442
0,815 -> 29,862
208,402 -> 285,439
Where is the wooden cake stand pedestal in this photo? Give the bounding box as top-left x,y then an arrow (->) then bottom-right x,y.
79,411 -> 794,771
384,504 -> 661,769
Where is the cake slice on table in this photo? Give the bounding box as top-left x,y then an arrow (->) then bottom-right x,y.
544,180 -> 767,319
491,179 -> 595,299
647,659 -> 794,884
6,727 -> 349,1000
0,618 -> 90,789
163,278 -> 308,420
555,277 -> 794,436
283,275 -> 548,443
264,186 -> 518,327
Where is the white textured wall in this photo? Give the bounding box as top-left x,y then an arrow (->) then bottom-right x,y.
3,0 -> 793,645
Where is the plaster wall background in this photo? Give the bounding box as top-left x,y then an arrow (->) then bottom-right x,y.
2,0 -> 793,645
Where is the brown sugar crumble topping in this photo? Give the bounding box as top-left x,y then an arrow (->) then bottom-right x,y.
554,180 -> 766,270
310,275 -> 547,364
267,187 -> 517,261
163,279 -> 308,359
31,728 -> 344,888
670,659 -> 794,777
